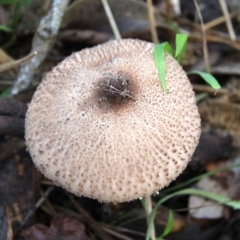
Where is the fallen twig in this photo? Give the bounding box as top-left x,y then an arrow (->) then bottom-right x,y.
0,52 -> 37,73
204,11 -> 236,30
10,0 -> 70,96
147,0 -> 159,43
218,0 -> 236,40
193,0 -> 210,73
178,18 -> 240,50
101,0 -> 121,39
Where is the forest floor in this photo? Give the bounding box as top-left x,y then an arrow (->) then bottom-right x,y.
1,0 -> 240,239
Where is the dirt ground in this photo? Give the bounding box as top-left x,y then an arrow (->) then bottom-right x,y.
1,0 -> 240,239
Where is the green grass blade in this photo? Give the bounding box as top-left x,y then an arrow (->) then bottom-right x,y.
146,188 -> 240,240
157,209 -> 174,240
175,33 -> 188,61
162,42 -> 174,56
166,20 -> 181,34
174,189 -> 240,209
0,25 -> 12,33
0,87 -> 11,98
196,93 -> 208,102
154,44 -> 166,93
161,163 -> 240,195
188,70 -> 221,89
153,43 -> 173,93
0,0 -> 17,3
21,0 -> 33,6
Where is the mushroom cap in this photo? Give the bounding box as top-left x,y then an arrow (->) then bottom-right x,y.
25,39 -> 201,202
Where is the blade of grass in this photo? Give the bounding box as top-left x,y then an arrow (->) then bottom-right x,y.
157,209 -> 174,240
161,163 -> 240,195
0,25 -> 12,33
175,33 -> 188,61
196,93 -> 208,102
153,43 -> 173,93
162,42 -> 173,56
0,0 -> 17,3
188,70 -> 221,89
21,0 -> 33,6
166,19 -> 181,33
146,188 -> 240,240
0,87 -> 11,98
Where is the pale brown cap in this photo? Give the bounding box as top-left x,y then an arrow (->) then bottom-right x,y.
25,39 -> 201,202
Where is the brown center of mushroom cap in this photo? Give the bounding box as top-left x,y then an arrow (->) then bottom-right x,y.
94,71 -> 137,109
25,39 -> 201,203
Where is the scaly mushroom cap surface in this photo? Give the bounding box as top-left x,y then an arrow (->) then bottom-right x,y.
25,39 -> 201,202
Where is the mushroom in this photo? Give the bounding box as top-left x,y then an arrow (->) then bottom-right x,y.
25,39 -> 201,203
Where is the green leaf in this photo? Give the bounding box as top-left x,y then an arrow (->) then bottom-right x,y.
0,0 -> 17,4
0,87 -> 11,98
153,43 -> 173,93
146,188 -> 240,240
175,33 -> 188,61
20,0 -> 33,6
0,24 -> 12,33
188,70 -> 221,89
196,93 -> 208,103
157,210 -> 174,240
166,20 -> 181,34
163,42 -> 174,56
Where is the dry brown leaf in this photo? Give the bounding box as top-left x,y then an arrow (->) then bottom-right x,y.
24,217 -> 90,240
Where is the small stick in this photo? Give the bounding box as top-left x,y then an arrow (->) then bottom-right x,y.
147,0 -> 159,44
0,52 -> 37,73
17,186 -> 54,232
101,0 -> 121,40
166,0 -> 173,20
102,227 -> 134,240
103,84 -> 136,101
193,0 -> 211,73
192,84 -> 228,95
10,0 -> 70,96
68,194 -> 113,240
218,0 -> 236,41
204,11 -> 236,30
178,18 -> 240,50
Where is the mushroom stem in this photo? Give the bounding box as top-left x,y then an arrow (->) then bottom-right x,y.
144,196 -> 156,240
